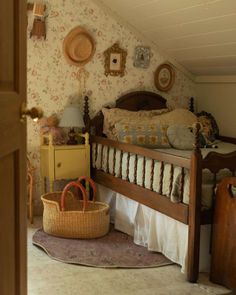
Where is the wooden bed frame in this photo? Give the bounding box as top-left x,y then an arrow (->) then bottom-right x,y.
84,91 -> 236,282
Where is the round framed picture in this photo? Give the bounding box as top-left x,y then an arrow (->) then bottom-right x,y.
154,63 -> 175,92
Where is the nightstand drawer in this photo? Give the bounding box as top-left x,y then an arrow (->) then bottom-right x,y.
55,149 -> 87,180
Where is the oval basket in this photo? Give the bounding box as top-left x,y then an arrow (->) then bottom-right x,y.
41,177 -> 110,239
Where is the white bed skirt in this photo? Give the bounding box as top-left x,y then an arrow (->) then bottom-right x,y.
96,183 -> 211,273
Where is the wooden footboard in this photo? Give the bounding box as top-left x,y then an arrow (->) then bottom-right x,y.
93,170 -> 189,223
91,135 -> 191,223
91,133 -> 200,282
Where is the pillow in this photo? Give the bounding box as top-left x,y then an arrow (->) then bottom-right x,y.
115,122 -> 170,148
197,111 -> 219,143
111,108 -> 197,140
167,124 -> 194,150
102,107 -> 169,139
154,108 -> 197,127
104,108 -> 197,140
167,124 -> 217,150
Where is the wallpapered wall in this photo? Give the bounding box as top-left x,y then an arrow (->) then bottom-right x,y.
27,0 -> 196,214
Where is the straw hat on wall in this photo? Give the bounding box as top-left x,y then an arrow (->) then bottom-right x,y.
63,26 -> 96,66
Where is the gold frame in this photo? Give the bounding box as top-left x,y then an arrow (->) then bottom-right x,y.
104,43 -> 127,77
154,63 -> 175,92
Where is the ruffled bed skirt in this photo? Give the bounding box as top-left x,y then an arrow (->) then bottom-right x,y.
97,183 -> 211,273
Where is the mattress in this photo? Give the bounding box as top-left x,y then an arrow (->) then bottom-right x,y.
92,141 -> 236,209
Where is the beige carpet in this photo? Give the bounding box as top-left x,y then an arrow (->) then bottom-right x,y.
28,218 -> 231,295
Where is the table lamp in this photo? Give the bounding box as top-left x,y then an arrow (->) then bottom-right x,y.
59,105 -> 85,145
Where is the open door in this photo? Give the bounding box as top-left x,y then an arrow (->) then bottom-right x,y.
0,1 -> 27,295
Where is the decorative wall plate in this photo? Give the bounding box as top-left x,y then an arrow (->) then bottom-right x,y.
104,43 -> 127,77
133,46 -> 150,68
154,63 -> 175,92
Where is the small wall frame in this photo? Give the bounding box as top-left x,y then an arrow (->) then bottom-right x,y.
104,43 -> 127,77
133,46 -> 151,69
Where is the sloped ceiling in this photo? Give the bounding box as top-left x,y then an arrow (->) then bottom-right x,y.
100,0 -> 236,76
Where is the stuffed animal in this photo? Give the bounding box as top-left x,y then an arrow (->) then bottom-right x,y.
39,114 -> 66,145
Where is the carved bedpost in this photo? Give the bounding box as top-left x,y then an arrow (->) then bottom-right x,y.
189,97 -> 194,113
83,96 -> 90,132
187,122 -> 202,282
193,122 -> 201,150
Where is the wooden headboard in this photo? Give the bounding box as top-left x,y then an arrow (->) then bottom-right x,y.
115,91 -> 167,111
85,91 -> 167,136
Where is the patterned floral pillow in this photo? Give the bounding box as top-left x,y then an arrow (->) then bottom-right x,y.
102,107 -> 169,139
115,122 -> 170,148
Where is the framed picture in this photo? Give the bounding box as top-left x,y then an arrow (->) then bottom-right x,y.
133,46 -> 151,68
154,63 -> 175,92
104,43 -> 127,77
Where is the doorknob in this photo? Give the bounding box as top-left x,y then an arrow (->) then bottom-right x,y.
20,103 -> 43,122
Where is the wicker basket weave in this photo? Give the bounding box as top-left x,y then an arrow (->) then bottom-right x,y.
41,177 -> 110,239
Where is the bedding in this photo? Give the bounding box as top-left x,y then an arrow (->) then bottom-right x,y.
115,122 -> 170,148
92,141 -> 236,209
103,108 -> 197,140
102,107 -> 169,139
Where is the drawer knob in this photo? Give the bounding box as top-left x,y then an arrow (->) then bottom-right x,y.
57,162 -> 62,168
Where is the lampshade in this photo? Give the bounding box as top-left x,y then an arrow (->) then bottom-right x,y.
59,105 -> 85,128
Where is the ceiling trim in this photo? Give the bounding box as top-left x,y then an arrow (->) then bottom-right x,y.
94,0 -> 195,82
195,75 -> 236,83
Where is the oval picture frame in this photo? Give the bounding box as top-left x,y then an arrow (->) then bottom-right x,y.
154,63 -> 175,92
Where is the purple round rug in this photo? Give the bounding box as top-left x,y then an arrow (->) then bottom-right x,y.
32,227 -> 172,268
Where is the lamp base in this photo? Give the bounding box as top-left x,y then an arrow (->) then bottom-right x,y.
67,128 -> 78,145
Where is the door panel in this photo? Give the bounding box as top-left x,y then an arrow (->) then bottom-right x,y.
0,1 -> 14,90
0,154 -> 16,295
0,0 -> 27,295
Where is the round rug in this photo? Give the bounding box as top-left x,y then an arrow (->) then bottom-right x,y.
32,227 -> 172,268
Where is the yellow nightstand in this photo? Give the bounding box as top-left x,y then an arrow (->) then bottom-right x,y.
40,133 -> 90,192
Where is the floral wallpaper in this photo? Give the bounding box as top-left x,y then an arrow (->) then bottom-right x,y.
27,0 -> 196,214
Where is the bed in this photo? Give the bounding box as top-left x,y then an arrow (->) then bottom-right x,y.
83,91 -> 236,282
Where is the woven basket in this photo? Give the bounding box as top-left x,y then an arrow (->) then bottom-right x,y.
41,177 -> 110,239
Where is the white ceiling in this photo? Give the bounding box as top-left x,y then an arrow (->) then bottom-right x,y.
100,0 -> 236,76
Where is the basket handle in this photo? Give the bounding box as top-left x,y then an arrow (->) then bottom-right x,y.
77,176 -> 97,202
61,181 -> 88,212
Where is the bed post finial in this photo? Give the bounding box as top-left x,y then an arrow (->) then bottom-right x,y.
189,97 -> 194,113
83,96 -> 90,132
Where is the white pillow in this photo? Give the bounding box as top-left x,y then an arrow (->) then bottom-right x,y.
167,124 -> 194,150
